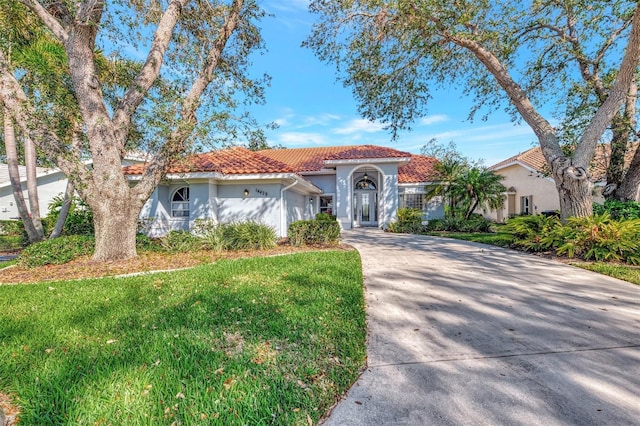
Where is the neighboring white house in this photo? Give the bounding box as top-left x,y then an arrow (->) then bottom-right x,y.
0,165 -> 66,220
487,146 -> 612,222
0,154 -> 147,221
125,145 -> 444,237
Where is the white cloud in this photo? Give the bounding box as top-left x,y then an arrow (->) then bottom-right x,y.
277,132 -> 327,146
333,119 -> 386,135
420,114 -> 449,126
302,113 -> 342,127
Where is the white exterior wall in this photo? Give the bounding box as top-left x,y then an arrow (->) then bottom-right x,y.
0,171 -> 67,220
334,163 -> 401,230
489,164 -> 559,222
216,183 -> 282,234
335,166 -> 353,230
378,163 -> 399,227
306,174 -> 336,193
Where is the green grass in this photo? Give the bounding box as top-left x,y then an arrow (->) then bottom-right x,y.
0,250 -> 366,425
424,231 -> 515,247
0,235 -> 23,251
575,262 -> 640,285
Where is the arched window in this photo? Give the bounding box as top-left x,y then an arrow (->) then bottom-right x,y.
354,179 -> 376,190
171,187 -> 190,217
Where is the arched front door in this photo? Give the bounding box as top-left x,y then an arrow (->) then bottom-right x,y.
353,178 -> 378,227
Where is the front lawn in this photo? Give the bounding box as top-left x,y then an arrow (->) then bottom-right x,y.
0,250 -> 366,425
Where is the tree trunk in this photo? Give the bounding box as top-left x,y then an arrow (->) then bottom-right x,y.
605,113 -> 629,198
3,107 -> 44,243
49,180 -> 74,239
551,159 -> 593,220
616,143 -> 640,201
24,134 -> 44,235
613,78 -> 639,201
91,199 -> 140,261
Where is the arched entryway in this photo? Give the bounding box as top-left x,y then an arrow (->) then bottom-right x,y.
353,169 -> 379,227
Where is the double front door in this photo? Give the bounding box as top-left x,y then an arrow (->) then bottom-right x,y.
354,190 -> 378,227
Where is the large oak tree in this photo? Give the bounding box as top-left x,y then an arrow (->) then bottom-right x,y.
305,0 -> 640,220
0,0 -> 268,260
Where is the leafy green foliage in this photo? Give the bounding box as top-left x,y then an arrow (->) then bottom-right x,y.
425,215 -> 494,233
0,251 -> 366,424
315,212 -> 337,221
503,213 -> 640,264
288,219 -> 341,246
387,207 -> 423,233
0,220 -> 24,236
45,194 -> 94,237
593,200 -> 640,220
18,235 -> 95,267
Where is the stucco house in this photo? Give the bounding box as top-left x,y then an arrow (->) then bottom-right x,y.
1,154 -> 145,222
487,145 -> 614,222
124,145 -> 443,237
0,164 -> 65,221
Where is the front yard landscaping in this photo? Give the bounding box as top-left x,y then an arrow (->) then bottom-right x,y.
0,250 -> 366,425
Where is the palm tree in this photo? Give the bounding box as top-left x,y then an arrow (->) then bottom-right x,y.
451,168 -> 507,220
425,156 -> 469,218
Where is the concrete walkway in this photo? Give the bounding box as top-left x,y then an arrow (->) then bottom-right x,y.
322,229 -> 640,425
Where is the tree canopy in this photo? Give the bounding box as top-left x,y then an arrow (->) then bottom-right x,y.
0,0 -> 270,260
305,0 -> 640,219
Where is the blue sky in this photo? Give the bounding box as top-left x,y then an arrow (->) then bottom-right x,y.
246,0 -> 540,166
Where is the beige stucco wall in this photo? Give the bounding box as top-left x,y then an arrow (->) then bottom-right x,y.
488,164 -> 560,222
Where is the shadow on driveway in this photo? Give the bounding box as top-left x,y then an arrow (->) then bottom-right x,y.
322,230 -> 640,426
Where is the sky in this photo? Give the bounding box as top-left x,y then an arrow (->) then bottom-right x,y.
244,0 -> 540,166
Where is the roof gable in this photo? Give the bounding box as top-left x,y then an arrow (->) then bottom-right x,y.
489,144 -> 638,182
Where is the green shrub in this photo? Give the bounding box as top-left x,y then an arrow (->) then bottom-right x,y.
0,220 -> 24,236
220,221 -> 277,250
501,214 -> 561,251
502,213 -> 640,264
388,207 -> 423,234
193,219 -> 226,252
45,194 -> 94,236
425,215 -> 493,233
18,235 -> 95,268
315,212 -> 337,221
159,230 -> 202,252
288,219 -> 341,246
593,200 -> 640,220
135,234 -> 163,252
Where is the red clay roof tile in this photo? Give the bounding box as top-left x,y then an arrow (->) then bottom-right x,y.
124,145 -> 439,184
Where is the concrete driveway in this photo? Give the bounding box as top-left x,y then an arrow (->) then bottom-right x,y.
322,230 -> 640,425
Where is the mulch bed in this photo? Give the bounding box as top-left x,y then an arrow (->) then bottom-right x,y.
0,244 -> 352,285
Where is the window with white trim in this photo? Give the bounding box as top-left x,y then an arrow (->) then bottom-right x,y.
398,187 -> 426,210
319,195 -> 334,215
171,187 -> 190,218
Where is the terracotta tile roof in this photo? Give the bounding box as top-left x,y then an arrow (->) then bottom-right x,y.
257,146 -> 355,172
123,145 -> 440,184
489,144 -> 639,182
489,146 -> 547,172
123,147 -> 294,175
258,145 -> 412,172
398,155 -> 441,183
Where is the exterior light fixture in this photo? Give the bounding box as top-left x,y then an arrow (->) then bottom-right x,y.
243,188 -> 249,197
363,171 -> 368,181
309,197 -> 314,205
